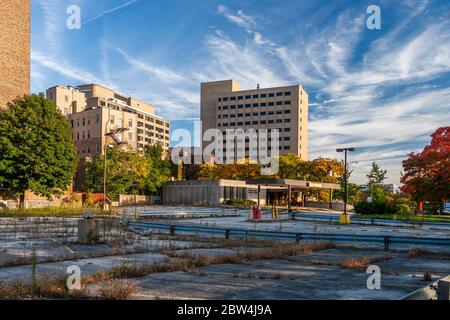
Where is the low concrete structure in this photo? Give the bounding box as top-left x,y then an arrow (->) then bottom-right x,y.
162,180 -> 267,206
162,179 -> 341,209
77,219 -> 100,244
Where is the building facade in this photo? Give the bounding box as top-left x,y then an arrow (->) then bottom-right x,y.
46,84 -> 170,190
0,0 -> 30,108
201,80 -> 309,161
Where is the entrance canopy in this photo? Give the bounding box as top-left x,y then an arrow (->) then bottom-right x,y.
246,179 -> 340,211
246,179 -> 340,190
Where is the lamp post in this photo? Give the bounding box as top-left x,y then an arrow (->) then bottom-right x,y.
336,147 -> 355,223
103,107 -> 111,212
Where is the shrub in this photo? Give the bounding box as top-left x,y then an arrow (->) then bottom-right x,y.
97,279 -> 139,300
354,201 -> 397,215
222,199 -> 257,207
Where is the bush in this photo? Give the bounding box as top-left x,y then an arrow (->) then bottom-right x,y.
354,201 -> 397,215
222,199 -> 257,207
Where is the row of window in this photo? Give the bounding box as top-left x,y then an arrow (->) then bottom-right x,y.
220,145 -> 291,152
218,91 -> 292,102
220,120 -> 291,127
71,115 -> 100,128
77,144 -> 100,155
219,100 -> 292,110
219,110 -> 291,119
223,137 -> 291,143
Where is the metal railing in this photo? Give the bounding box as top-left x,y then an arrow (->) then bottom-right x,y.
128,221 -> 450,251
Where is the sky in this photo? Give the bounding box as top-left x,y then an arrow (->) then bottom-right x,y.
30,0 -> 450,185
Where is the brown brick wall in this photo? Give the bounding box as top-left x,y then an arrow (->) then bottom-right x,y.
0,0 -> 30,108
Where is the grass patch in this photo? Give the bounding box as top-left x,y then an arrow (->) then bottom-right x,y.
341,255 -> 392,270
97,279 -> 139,300
0,207 -> 108,218
353,213 -> 450,223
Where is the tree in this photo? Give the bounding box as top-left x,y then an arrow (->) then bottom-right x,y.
143,144 -> 172,193
366,162 -> 388,203
401,126 -> 450,211
277,153 -> 311,180
85,144 -> 172,199
0,95 -> 78,207
197,159 -> 261,180
85,146 -> 149,200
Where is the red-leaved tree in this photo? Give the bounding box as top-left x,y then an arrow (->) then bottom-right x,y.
401,126 -> 450,210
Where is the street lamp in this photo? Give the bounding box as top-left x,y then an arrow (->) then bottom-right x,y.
336,147 -> 356,223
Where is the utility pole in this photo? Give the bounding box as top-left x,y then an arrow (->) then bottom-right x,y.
336,147 -> 355,224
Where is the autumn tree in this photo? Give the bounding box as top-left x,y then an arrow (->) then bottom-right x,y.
401,126 -> 450,211
198,159 -> 261,180
0,95 -> 77,208
366,162 -> 388,203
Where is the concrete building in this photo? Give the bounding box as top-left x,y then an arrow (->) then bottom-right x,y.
0,0 -> 30,108
201,80 -> 309,161
46,84 -> 170,190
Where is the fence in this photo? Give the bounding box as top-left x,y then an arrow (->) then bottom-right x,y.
128,221 -> 450,251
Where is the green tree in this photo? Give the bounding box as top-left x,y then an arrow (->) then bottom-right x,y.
85,144 -> 172,199
143,144 -> 172,193
0,95 -> 77,207
366,162 -> 387,203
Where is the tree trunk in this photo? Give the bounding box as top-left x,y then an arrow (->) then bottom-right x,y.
19,193 -> 25,210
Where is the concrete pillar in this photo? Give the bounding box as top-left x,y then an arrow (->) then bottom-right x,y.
78,219 -> 100,244
288,185 -> 292,212
329,189 -> 333,209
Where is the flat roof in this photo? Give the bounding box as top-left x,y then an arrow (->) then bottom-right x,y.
246,179 -> 340,190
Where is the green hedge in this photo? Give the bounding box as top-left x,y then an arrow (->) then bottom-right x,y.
354,201 -> 397,215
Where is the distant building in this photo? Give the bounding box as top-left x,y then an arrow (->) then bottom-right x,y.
0,0 -> 30,108
46,84 -> 170,190
384,183 -> 401,194
200,80 -> 309,162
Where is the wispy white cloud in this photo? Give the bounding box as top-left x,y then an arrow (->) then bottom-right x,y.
82,0 -> 140,25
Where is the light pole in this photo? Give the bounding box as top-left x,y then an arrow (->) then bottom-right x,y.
336,147 -> 355,223
103,107 -> 111,212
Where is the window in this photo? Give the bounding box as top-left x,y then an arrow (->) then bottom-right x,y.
260,102 -> 267,107
284,110 -> 291,114
276,119 -> 283,124
268,102 -> 275,106
230,96 -> 236,101
276,101 -> 283,106
245,104 -> 251,108
252,121 -> 258,125
284,101 -> 291,105
230,114 -> 236,118
284,92 -> 291,96
223,115 -> 229,119
252,112 -> 258,116
218,106 -> 222,110
268,93 -> 275,98
128,133 -> 133,140
223,97 -> 229,101
284,119 -> 291,123
128,119 -> 133,128
245,121 -> 251,125
253,94 -> 259,99
110,115 -> 115,124
284,137 -> 291,141
218,115 -> 222,119
64,95 -> 69,102
260,94 -> 267,98
96,114 -> 100,123
245,95 -> 251,99
245,113 -> 251,117
237,113 -> 244,118
223,106 -> 229,110
284,128 -> 291,132
260,120 -> 267,124
237,122 -> 243,126
268,111 -> 275,115
276,92 -> 283,97
252,103 -> 259,107
230,105 -> 236,109
64,108 -> 69,116
260,111 -> 267,116
238,105 -> 244,109
238,96 -> 244,100
268,120 -> 274,124
87,130 -> 91,139
218,98 -> 222,102
276,110 -> 283,115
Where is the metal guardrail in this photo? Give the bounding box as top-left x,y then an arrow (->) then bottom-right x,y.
128,221 -> 450,250
402,275 -> 450,300
292,212 -> 450,228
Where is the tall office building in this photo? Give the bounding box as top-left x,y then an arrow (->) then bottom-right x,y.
0,0 -> 30,108
46,84 -> 170,190
201,80 -> 308,161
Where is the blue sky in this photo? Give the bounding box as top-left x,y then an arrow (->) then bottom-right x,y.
30,0 -> 450,184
